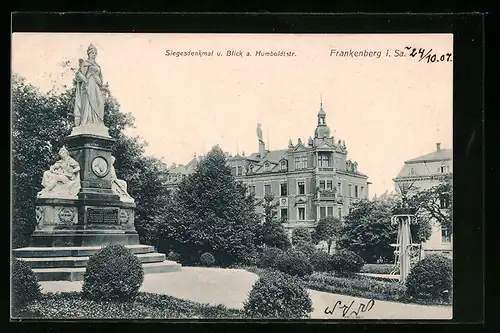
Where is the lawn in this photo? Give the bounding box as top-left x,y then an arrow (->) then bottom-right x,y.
13,291 -> 244,319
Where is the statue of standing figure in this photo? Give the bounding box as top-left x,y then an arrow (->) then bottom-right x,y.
256,123 -> 263,142
72,44 -> 110,136
37,146 -> 81,199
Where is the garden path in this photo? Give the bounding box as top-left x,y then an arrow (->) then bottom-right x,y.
39,267 -> 452,320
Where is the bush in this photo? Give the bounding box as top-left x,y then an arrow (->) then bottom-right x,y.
310,251 -> 332,272
258,246 -> 284,269
291,227 -> 312,246
303,272 -> 406,302
275,249 -> 313,277
82,245 -> 144,302
361,264 -> 399,275
166,251 -> 180,261
295,242 -> 317,257
11,258 -> 42,310
243,270 -> 313,319
18,292 -> 243,319
329,249 -> 365,275
405,254 -> 452,302
200,252 -> 216,267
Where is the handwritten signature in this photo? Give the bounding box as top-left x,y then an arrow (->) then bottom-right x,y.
324,299 -> 375,318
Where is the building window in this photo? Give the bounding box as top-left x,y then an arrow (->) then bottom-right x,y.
298,207 -> 306,220
348,184 -> 352,197
297,181 -> 305,195
294,157 -> 301,170
319,180 -> 326,190
440,194 -> 451,209
440,165 -> 450,174
264,162 -> 271,172
280,182 -> 288,196
318,154 -> 331,167
410,167 -> 416,176
326,180 -> 333,190
237,166 -> 243,176
249,185 -> 256,194
355,185 -> 359,198
441,228 -> 451,243
361,186 -> 365,198
320,207 -> 326,219
337,182 -> 342,195
327,207 -> 334,216
280,208 -> 288,222
281,160 -> 287,170
302,156 -> 308,169
338,207 -> 342,219
231,167 -> 236,176
264,184 -> 271,196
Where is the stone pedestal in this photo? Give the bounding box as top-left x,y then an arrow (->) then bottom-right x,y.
14,131 -> 182,281
32,133 -> 139,246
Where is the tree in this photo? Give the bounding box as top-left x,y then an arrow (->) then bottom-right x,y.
158,145 -> 260,266
312,216 -> 342,254
291,227 -> 312,247
338,198 -> 397,263
399,175 -> 453,234
11,73 -> 169,248
338,195 -> 432,264
255,194 -> 291,250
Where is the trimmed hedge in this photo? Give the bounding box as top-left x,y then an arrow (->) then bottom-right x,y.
200,252 -> 216,267
275,249 -> 313,277
295,242 -> 317,257
330,249 -> 365,275
82,245 -> 144,302
310,251 -> 332,272
258,246 -> 284,269
303,272 -> 406,302
17,292 -> 242,319
243,270 -> 313,319
361,264 -> 399,275
11,258 -> 42,310
405,254 -> 452,302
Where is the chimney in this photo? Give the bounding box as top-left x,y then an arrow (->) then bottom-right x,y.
436,143 -> 441,151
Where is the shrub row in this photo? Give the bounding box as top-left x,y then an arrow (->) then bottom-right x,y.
18,292 -> 242,319
302,272 -> 407,302
360,264 -> 399,275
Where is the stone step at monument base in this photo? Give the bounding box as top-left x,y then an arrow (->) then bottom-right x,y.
13,244 -> 155,258
17,252 -> 167,269
32,261 -> 182,282
12,244 -> 182,281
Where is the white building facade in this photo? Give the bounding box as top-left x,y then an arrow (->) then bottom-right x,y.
393,143 -> 452,258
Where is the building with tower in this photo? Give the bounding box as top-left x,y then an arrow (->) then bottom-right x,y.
165,102 -> 370,236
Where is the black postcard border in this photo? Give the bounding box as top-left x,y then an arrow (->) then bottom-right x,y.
9,12 -> 486,331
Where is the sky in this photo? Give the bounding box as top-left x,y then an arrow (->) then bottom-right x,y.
11,33 -> 453,198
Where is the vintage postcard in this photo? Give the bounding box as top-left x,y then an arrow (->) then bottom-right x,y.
11,32 -> 454,320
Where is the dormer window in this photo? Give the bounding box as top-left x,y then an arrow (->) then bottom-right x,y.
264,162 -> 271,172
281,160 -> 287,170
249,163 -> 254,173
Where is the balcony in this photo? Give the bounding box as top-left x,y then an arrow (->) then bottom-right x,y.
314,189 -> 337,202
316,167 -> 335,172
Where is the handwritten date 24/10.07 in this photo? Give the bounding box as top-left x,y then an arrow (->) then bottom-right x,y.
324,299 -> 375,318
391,47 -> 453,63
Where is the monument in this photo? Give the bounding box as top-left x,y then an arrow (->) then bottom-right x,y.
13,44 -> 181,280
